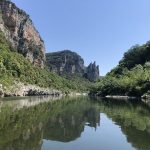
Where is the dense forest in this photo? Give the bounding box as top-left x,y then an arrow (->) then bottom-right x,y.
90,42 -> 150,97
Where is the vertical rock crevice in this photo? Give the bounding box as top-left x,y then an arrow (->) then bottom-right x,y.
85,62 -> 99,82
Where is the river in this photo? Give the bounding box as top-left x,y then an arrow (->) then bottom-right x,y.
0,96 -> 149,150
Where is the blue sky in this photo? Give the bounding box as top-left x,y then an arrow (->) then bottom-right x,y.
12,0 -> 150,75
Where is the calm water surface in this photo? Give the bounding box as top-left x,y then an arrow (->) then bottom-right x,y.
0,96 -> 149,150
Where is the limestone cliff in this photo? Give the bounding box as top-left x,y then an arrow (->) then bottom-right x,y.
0,0 -> 45,67
0,1 -> 99,82
84,62 -> 99,81
46,50 -> 85,76
46,50 -> 100,81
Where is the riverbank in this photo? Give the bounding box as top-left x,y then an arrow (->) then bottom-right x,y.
106,94 -> 150,100
89,94 -> 150,101
0,82 -> 62,97
105,95 -> 139,100
69,92 -> 88,96
0,81 -> 90,98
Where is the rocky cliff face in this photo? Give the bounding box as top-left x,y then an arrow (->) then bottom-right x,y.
0,1 -> 99,81
0,1 -> 45,67
46,50 -> 100,81
84,62 -> 99,81
46,50 -> 85,76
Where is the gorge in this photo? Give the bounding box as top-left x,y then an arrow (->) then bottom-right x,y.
0,1 -> 150,150
0,0 -> 99,97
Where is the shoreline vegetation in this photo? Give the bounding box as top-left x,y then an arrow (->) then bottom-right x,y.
1,38 -> 150,100
2,28 -> 150,100
0,1 -> 94,98
0,31 -> 93,98
89,95 -> 150,101
90,42 -> 150,100
1,1 -> 150,101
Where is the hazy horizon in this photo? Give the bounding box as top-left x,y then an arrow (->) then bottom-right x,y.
12,0 -> 150,75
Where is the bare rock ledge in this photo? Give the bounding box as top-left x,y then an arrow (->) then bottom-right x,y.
0,83 -> 62,97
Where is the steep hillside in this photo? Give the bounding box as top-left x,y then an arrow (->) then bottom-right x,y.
109,43 -> 150,76
0,0 -> 96,97
0,31 -> 93,96
90,42 -> 150,97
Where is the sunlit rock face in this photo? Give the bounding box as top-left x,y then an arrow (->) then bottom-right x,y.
46,50 -> 100,81
84,62 -> 99,82
46,50 -> 85,76
0,1 -> 45,67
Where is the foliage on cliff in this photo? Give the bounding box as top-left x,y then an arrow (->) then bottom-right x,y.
0,32 -> 91,93
91,42 -> 150,96
0,0 -> 45,67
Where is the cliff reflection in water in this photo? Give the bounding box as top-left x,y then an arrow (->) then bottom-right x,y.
44,103 -> 100,142
0,96 -> 100,150
0,96 -> 149,150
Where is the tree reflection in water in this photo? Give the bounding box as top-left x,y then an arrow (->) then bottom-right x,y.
0,96 -> 149,150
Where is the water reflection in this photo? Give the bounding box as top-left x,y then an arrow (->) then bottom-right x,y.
0,96 -> 149,150
0,96 -> 62,111
43,101 -> 100,142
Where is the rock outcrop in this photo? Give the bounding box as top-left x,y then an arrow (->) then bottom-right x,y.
84,62 -> 99,81
46,50 -> 85,76
0,0 -> 45,67
0,82 -> 62,97
46,50 -> 100,81
0,84 -> 4,97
